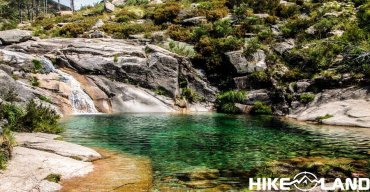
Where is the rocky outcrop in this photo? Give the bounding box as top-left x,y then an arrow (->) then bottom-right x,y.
104,0 -> 115,12
226,49 -> 267,74
0,29 -> 32,45
1,38 -> 217,114
15,133 -> 101,161
0,133 -> 100,192
290,87 -> 370,128
182,16 -> 207,26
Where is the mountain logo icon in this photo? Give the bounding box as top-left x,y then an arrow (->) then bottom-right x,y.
292,172 -> 320,191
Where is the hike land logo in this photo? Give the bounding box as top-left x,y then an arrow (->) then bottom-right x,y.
249,171 -> 370,191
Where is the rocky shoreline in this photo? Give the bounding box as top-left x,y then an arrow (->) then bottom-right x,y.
0,133 -> 100,191
0,132 -> 153,192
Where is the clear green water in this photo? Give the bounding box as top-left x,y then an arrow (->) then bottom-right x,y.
61,113 -> 370,180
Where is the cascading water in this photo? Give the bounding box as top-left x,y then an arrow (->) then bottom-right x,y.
41,58 -> 98,114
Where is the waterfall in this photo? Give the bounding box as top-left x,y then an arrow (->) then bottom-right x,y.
41,58 -> 98,114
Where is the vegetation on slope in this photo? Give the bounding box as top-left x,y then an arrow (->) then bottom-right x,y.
0,90 -> 62,169
2,0 -> 370,115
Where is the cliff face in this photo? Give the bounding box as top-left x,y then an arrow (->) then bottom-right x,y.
0,38 -> 217,115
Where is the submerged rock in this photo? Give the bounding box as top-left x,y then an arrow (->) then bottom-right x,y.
60,149 -> 153,192
175,167 -> 220,181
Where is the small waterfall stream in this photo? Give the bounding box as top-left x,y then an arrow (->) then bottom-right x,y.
41,58 -> 98,114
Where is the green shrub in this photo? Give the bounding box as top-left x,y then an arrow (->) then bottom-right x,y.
299,93 -> 315,104
168,41 -> 196,58
0,100 -> 62,134
44,174 -> 61,183
315,114 -> 333,124
113,54 -> 119,63
251,101 -> 272,115
38,95 -> 52,103
181,88 -> 199,103
0,103 -> 23,127
30,76 -> 40,87
357,2 -> 370,30
0,127 -> 13,170
215,90 -> 246,114
125,0 -> 149,6
228,0 -> 280,14
167,25 -> 193,42
60,23 -> 90,38
102,22 -> 159,39
196,0 -> 229,21
114,8 -> 142,22
244,37 -> 261,56
32,59 -> 42,72
149,2 -> 181,25
20,100 -> 62,133
213,19 -> 233,38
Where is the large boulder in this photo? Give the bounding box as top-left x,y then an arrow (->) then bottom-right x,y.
273,39 -> 295,55
104,0 -> 115,12
226,49 -> 267,74
112,0 -> 126,6
89,76 -> 176,113
182,16 -> 207,26
290,87 -> 370,128
0,29 -> 32,45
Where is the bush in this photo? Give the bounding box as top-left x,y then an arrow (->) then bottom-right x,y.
102,22 -> 159,39
244,37 -> 262,56
20,100 -> 62,133
196,0 -> 229,21
181,88 -> 199,103
251,101 -> 272,115
32,59 -> 42,72
299,93 -> 315,104
125,0 -> 149,6
60,23 -> 90,38
168,41 -> 196,58
0,128 -> 13,170
30,76 -> 40,87
215,90 -> 246,114
228,0 -> 280,14
149,2 -> 181,25
45,174 -> 61,183
315,114 -> 333,124
167,25 -> 193,42
0,100 -> 62,134
357,2 -> 370,30
114,8 -> 142,22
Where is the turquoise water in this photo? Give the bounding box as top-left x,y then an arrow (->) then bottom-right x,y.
61,113 -> 370,182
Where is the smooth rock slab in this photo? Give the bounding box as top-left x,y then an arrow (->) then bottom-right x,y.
15,133 -> 101,161
0,29 -> 32,45
292,100 -> 370,128
0,147 -> 93,192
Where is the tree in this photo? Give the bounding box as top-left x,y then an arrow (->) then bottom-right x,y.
70,0 -> 74,12
18,0 -> 22,22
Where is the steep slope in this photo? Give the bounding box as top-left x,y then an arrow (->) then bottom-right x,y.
0,38 -> 217,115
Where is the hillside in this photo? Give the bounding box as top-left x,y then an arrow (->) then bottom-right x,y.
0,0 -> 69,30
1,0 -> 370,126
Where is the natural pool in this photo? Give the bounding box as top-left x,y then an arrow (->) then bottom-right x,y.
61,113 -> 370,190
